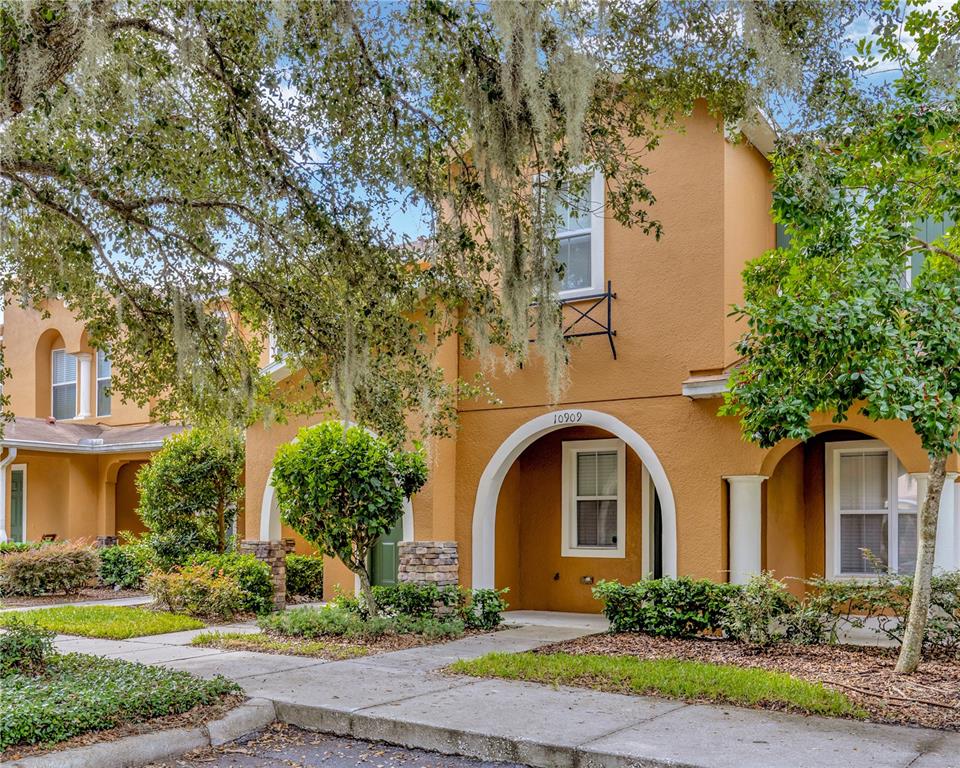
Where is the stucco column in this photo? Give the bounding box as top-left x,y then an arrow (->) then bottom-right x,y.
76,353 -> 92,419
725,475 -> 766,585
911,472 -> 958,572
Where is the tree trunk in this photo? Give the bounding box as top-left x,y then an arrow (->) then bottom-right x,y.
356,565 -> 378,618
216,499 -> 226,554
895,453 -> 946,674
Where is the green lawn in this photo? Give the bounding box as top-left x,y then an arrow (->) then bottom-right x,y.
1,653 -> 238,749
0,606 -> 204,639
192,630 -> 369,660
450,652 -> 865,719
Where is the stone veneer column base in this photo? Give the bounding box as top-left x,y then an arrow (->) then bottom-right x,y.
241,540 -> 287,610
397,541 -> 459,588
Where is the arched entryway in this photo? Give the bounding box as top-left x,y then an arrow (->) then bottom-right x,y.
472,409 -> 677,609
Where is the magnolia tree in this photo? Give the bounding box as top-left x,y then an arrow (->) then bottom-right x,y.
270,421 -> 427,616
136,426 -> 245,565
723,6 -> 960,674
0,0 -> 860,440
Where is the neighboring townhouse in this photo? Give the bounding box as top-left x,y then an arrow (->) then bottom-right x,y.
0,299 -> 182,543
244,101 -> 960,613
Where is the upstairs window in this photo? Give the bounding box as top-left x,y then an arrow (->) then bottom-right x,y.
51,348 -> 77,420
903,214 -> 955,287
561,438 -> 626,558
96,349 -> 111,417
548,170 -> 605,299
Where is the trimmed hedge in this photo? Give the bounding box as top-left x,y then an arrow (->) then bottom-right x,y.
285,554 -> 324,599
593,577 -> 740,637
0,541 -> 99,596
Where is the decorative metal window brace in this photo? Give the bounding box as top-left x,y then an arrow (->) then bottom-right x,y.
529,280 -> 618,360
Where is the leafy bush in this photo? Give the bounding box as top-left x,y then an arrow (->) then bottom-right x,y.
463,587 -> 510,630
285,554 -> 324,598
137,426 -> 244,566
188,552 -> 274,614
721,572 -> 793,648
258,604 -> 464,640
0,541 -> 39,555
0,617 -> 54,676
1,653 -> 238,749
147,565 -> 245,620
805,570 -> 960,653
593,577 -> 740,637
99,540 -> 153,590
0,541 -> 99,596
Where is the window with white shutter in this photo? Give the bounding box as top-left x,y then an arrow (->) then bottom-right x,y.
562,438 -> 626,558
827,441 -> 919,577
51,348 -> 77,420
96,348 -> 111,417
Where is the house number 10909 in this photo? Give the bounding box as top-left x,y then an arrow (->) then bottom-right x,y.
553,411 -> 583,425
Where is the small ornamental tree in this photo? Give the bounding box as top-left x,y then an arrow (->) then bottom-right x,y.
270,421 -> 427,617
723,12 -> 960,675
137,426 -> 245,564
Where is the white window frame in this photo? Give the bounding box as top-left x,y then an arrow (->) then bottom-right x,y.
96,348 -> 111,417
51,348 -> 77,420
561,438 -> 626,558
9,464 -> 26,543
542,168 -> 605,300
825,439 -> 913,579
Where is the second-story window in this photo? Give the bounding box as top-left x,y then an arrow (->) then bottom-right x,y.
51,348 -> 77,420
96,349 -> 111,417
552,170 -> 605,299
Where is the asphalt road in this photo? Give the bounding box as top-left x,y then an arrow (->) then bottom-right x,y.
146,725 -> 527,768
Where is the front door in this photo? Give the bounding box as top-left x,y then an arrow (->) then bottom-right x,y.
370,517 -> 403,586
10,468 -> 25,543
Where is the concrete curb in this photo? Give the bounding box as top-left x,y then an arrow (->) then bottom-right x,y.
274,700 -> 687,768
1,698 -> 277,768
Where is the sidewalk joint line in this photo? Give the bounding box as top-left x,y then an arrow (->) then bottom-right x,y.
576,701 -> 691,749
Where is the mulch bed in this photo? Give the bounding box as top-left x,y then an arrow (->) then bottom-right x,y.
0,693 -> 244,762
536,633 -> 960,731
0,587 -> 147,608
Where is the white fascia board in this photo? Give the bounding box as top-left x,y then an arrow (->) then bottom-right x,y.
261,359 -> 291,382
0,439 -> 165,454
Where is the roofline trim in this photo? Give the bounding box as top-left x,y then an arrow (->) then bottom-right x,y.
0,438 -> 166,454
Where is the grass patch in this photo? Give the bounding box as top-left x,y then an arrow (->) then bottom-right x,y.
192,631 -> 369,660
1,653 -> 238,749
0,606 -> 204,639
450,652 -> 866,719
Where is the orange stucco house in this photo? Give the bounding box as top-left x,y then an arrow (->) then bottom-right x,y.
0,299 -> 182,544
245,103 -> 960,612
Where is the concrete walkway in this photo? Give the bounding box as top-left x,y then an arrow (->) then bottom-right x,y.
52,612 -> 959,768
3,594 -> 153,612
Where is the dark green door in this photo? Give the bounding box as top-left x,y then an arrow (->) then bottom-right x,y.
10,469 -> 24,543
370,518 -> 403,586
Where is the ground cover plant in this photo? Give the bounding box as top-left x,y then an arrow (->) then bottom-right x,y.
450,652 -> 864,720
0,653 -> 238,751
0,618 -> 54,677
0,606 -> 204,639
190,631 -> 369,661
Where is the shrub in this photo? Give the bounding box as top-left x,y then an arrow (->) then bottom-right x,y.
0,542 -> 39,555
0,541 -> 99,596
463,587 -> 510,630
372,582 -> 456,618
0,617 -> 54,676
136,426 -> 244,565
188,552 -> 274,614
721,572 -> 793,648
258,604 -> 464,640
147,565 -> 245,620
99,541 -> 153,590
285,554 -> 324,598
593,577 -> 740,637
